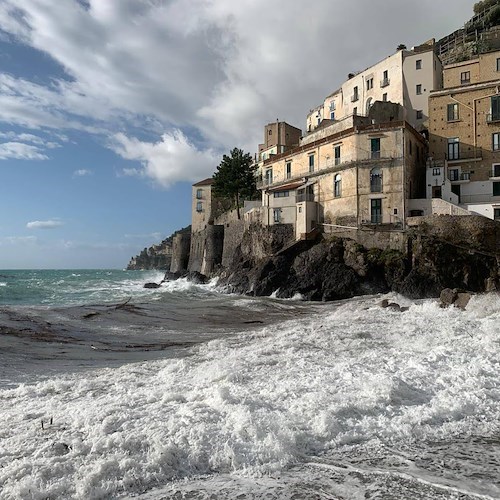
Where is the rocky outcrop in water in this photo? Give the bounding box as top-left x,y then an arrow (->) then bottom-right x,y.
126,226 -> 190,270
215,215 -> 500,301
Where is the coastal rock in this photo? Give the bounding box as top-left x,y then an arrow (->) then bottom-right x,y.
144,282 -> 161,289
439,287 -> 472,310
185,271 -> 208,284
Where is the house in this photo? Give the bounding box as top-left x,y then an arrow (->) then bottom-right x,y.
306,40 -> 442,134
258,106 -> 427,239
191,178 -> 214,233
417,50 -> 500,220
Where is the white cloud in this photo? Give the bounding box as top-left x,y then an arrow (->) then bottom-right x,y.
3,235 -> 38,245
0,141 -> 48,160
0,0 -> 475,183
73,168 -> 92,176
26,219 -> 64,229
110,130 -> 218,187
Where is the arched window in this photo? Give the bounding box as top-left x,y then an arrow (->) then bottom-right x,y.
365,97 -> 373,115
370,167 -> 382,193
334,174 -> 342,197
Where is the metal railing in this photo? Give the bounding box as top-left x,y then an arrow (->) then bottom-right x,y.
448,172 -> 470,181
487,114 -> 500,123
296,193 -> 315,203
380,78 -> 390,88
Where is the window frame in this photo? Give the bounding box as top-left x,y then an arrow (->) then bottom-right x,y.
196,188 -> 203,199
286,162 -> 292,179
493,181 -> 500,197
447,103 -> 459,121
493,133 -> 500,152
448,137 -> 459,160
370,166 -> 382,192
334,145 -> 341,165
334,174 -> 342,198
308,154 -> 315,172
416,59 -> 422,70
416,84 -> 422,95
416,110 -> 423,120
460,71 -> 470,84
196,201 -> 203,212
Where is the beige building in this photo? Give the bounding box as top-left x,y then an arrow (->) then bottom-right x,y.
307,41 -> 442,134
191,178 -> 214,233
259,113 -> 426,238
424,50 -> 500,220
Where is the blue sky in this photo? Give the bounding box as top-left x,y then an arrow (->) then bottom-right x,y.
0,0 -> 474,268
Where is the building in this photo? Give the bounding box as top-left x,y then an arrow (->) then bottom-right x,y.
306,40 -> 442,134
191,178 -> 214,233
423,50 -> 500,220
258,108 -> 427,239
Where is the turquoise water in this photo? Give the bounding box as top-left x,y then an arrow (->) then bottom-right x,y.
0,269 -> 166,306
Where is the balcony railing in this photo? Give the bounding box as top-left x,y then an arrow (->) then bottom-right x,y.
351,94 -> 359,102
448,172 -> 470,182
296,193 -> 315,203
380,78 -> 390,88
445,148 -> 483,161
487,114 -> 500,123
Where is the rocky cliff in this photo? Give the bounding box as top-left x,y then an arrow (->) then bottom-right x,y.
126,226 -> 191,270
213,216 -> 500,301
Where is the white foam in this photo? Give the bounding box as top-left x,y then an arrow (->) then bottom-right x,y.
1,296 -> 499,498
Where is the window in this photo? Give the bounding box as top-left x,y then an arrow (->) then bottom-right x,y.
370,166 -> 382,192
449,168 -> 459,181
416,110 -> 423,120
334,174 -> 342,197
494,208 -> 500,220
409,141 -> 412,155
448,137 -> 459,160
273,209 -> 281,223
265,168 -> 273,184
494,182 -> 500,197
371,198 -> 382,223
286,162 -> 292,179
268,129 -> 272,136
352,86 -> 359,101
366,78 -> 373,90
196,201 -> 203,212
370,138 -> 381,159
432,167 -> 441,176
196,189 -> 203,199
490,95 -> 500,122
447,103 -> 459,121
460,71 -> 470,84
353,107 -> 357,115
497,57 -> 500,72
381,70 -> 389,87
416,84 -> 422,95
334,145 -> 341,165
416,59 -> 422,70
330,111 -> 335,120
493,164 -> 500,177
308,155 -> 315,172
274,191 -> 289,198
382,93 -> 388,102
493,133 -> 500,151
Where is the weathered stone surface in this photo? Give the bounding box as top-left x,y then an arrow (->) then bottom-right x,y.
440,288 -> 459,307
455,292 -> 472,310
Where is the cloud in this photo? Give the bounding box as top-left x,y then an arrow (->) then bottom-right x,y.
110,130 -> 218,187
0,0 -> 474,182
0,141 -> 48,160
2,235 -> 37,245
26,219 -> 64,229
73,168 -> 92,176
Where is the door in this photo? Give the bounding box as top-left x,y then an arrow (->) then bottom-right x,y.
371,199 -> 382,223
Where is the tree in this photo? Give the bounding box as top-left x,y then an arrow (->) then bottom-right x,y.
396,44 -> 407,51
212,148 -> 257,220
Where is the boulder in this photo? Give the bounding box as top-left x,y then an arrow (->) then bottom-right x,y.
144,282 -> 161,289
439,287 -> 472,310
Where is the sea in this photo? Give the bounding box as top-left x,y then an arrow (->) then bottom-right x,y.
0,269 -> 499,500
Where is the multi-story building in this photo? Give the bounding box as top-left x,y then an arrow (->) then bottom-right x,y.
425,50 -> 500,220
259,107 -> 427,239
191,178 -> 214,232
306,40 -> 442,134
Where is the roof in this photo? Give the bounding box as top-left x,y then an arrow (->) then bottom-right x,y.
192,178 -> 214,187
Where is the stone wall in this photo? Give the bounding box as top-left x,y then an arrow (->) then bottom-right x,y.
201,225 -> 225,275
170,232 -> 191,273
221,220 -> 245,268
323,226 -> 407,252
188,230 -> 205,273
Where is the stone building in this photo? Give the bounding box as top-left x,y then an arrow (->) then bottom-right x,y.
191,178 -> 214,233
258,110 -> 427,239
306,40 -> 442,134
424,49 -> 500,220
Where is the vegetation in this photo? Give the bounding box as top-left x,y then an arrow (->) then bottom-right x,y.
473,0 -> 499,14
212,148 -> 258,219
396,44 -> 407,51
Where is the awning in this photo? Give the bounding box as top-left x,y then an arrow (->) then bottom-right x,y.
267,180 -> 305,192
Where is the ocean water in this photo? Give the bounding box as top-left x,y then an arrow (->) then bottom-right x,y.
0,270 -> 499,499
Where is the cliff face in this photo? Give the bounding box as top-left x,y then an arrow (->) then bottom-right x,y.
215,216 -> 500,300
126,226 -> 191,270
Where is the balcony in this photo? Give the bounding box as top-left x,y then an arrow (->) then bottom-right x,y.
445,148 -> 483,163
351,94 -> 359,102
487,114 -> 500,123
380,78 -> 390,88
296,192 -> 315,203
448,172 -> 471,183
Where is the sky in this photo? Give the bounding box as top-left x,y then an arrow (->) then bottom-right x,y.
0,0 -> 475,269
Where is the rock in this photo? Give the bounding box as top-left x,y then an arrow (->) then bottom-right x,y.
143,282 -> 161,289
379,299 -> 390,308
185,271 -> 207,284
162,271 -> 182,282
454,292 -> 472,310
485,277 -> 498,292
440,288 -> 458,307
